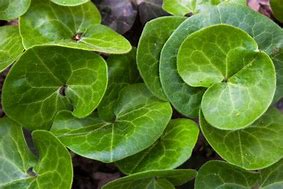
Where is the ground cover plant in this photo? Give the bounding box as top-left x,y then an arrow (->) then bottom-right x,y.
0,0 -> 282,188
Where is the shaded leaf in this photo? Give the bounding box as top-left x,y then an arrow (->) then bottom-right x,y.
0,0 -> 30,20
51,0 -> 89,6
2,46 -> 107,130
270,0 -> 283,22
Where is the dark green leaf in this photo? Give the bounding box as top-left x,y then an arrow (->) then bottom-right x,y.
0,117 -> 72,188
102,169 -> 196,189
137,16 -> 185,100
20,0 -> 131,54
270,0 -> 283,22
2,46 -> 107,130
51,84 -> 172,163
116,119 -> 199,174
51,0 -> 89,6
0,0 -> 30,20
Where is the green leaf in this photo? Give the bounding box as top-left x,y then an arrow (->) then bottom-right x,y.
160,3 -> 283,118
2,46 -> 107,130
98,48 -> 140,122
0,0 -> 30,20
116,119 -> 199,174
195,160 -> 283,189
137,16 -> 185,101
200,105 -> 283,170
102,169 -> 196,189
19,0 -> 131,54
270,0 -> 283,22
51,0 -> 89,6
51,84 -> 172,163
0,117 -> 73,189
0,26 -> 24,72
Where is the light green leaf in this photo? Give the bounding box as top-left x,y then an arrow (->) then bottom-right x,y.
200,106 -> 283,170
0,26 -> 24,72
19,0 -> 131,54
51,0 -> 89,6
102,169 -> 196,189
0,117 -> 73,189
2,46 -> 107,130
270,0 -> 283,22
160,3 -> 283,118
51,84 -> 172,163
116,119 -> 199,174
137,16 -> 185,101
98,49 -> 140,122
195,160 -> 283,189
0,0 -> 30,20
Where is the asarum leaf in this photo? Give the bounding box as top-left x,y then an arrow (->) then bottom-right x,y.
200,106 -> 283,170
0,0 -> 30,20
98,49 -> 140,122
177,24 -> 276,130
51,0 -> 89,6
116,119 -> 199,174
2,46 -> 108,130
51,84 -> 172,163
19,0 -> 131,54
137,16 -> 185,101
160,3 -> 283,118
195,160 -> 283,189
0,118 -> 73,189
102,169 -> 196,189
0,26 -> 24,72
270,0 -> 283,22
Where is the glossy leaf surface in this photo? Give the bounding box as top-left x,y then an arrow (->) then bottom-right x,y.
51,0 -> 89,6
51,84 -> 172,163
0,118 -> 73,189
2,46 -> 107,130
0,0 -> 30,20
116,119 -> 199,174
20,0 -> 131,54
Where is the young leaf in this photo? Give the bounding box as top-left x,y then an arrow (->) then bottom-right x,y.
160,3 -> 283,118
98,49 -> 140,122
0,26 -> 24,72
0,0 -> 30,20
195,160 -> 283,189
51,0 -> 89,6
19,0 -> 131,54
137,16 -> 185,101
200,106 -> 283,170
270,0 -> 283,22
51,84 -> 172,163
2,46 -> 107,130
102,169 -> 196,189
116,119 -> 199,174
0,118 -> 73,189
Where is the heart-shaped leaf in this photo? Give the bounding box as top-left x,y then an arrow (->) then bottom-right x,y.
195,160 -> 283,189
51,84 -> 172,163
2,46 -> 107,130
20,0 -> 131,54
0,118 -> 72,188
0,26 -> 24,72
98,49 -> 140,122
102,169 -> 196,189
178,24 -> 276,130
270,0 -> 283,22
0,0 -> 30,20
200,105 -> 283,170
51,0 -> 89,6
137,16 -> 185,101
160,3 -> 283,118
116,119 -> 199,174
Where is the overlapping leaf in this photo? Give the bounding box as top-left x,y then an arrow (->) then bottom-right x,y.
102,169 -> 196,189
51,0 -> 89,6
195,160 -> 283,189
51,84 -> 172,163
0,26 -> 24,72
137,16 -> 185,101
0,0 -> 30,20
2,46 -> 108,130
116,119 -> 199,174
20,0 -> 131,54
270,0 -> 283,22
0,118 -> 73,189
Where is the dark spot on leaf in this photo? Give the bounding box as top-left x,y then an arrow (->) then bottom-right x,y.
72,33 -> 83,41
276,98 -> 283,112
27,167 -> 37,177
59,85 -> 67,96
222,78 -> 228,83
